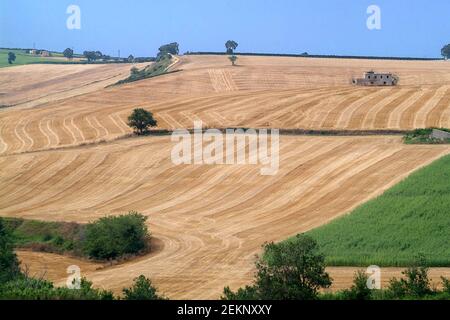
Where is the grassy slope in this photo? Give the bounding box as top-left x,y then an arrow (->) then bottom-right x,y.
114,55 -> 173,85
2,218 -> 84,254
0,49 -> 57,68
297,154 -> 450,267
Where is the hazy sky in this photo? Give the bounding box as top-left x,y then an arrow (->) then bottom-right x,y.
1,0 -> 449,58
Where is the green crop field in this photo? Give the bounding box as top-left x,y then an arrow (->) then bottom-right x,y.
291,154 -> 450,267
0,49 -> 58,68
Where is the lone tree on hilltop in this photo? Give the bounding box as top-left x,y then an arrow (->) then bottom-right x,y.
158,43 -> 179,55
442,44 -> 450,60
7,52 -> 16,64
225,40 -> 238,54
63,48 -> 74,60
228,55 -> 238,66
128,108 -> 158,135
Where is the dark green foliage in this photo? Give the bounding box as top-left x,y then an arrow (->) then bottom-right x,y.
83,50 -> 103,62
225,40 -> 238,54
63,48 -> 74,59
127,109 -> 158,135
222,286 -> 258,300
156,52 -> 171,62
83,212 -> 150,260
305,154 -> 450,267
386,263 -> 433,299
3,218 -> 84,255
127,54 -> 135,63
223,235 -> 331,300
340,270 -> 372,300
0,219 -> 21,283
442,44 -> 450,59
3,213 -> 151,262
122,275 -> 165,300
115,57 -> 172,85
7,52 -> 16,64
158,42 -> 179,55
0,277 -> 114,300
442,277 -> 450,294
157,42 -> 179,61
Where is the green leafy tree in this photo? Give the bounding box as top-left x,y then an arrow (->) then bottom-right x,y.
128,54 -> 135,63
123,275 -> 166,300
83,51 -> 103,62
225,40 -> 238,54
63,48 -> 74,60
229,55 -> 238,66
83,212 -> 150,260
442,44 -> 450,59
0,218 -> 21,283
127,108 -> 157,135
7,52 -> 16,64
341,270 -> 372,300
387,257 -> 433,298
158,42 -> 179,55
223,235 -> 331,300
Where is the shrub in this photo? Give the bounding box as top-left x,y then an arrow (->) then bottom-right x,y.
340,270 -> 372,300
4,218 -> 84,255
222,286 -> 258,300
223,234 -> 331,300
83,212 -> 150,260
0,218 -> 21,283
387,261 -> 433,298
130,66 -> 139,76
0,277 -> 114,300
7,52 -> 16,64
442,277 -> 450,294
229,55 -> 238,66
122,275 -> 165,300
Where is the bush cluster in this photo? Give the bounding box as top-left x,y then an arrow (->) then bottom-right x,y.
83,212 -> 150,260
4,212 -> 151,261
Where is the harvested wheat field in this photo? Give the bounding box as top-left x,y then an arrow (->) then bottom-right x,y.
2,135 -> 449,298
1,55 -> 450,299
0,62 -> 148,109
1,55 -> 450,155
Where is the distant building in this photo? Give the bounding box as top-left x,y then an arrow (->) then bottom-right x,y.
40,50 -> 50,57
353,71 -> 398,86
430,129 -> 450,140
29,49 -> 37,55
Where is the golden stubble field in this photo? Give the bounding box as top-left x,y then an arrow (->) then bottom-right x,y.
2,135 -> 450,298
1,55 -> 450,298
1,55 -> 449,155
